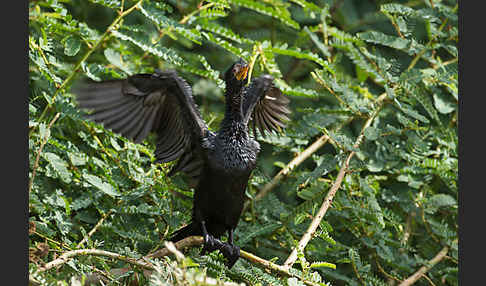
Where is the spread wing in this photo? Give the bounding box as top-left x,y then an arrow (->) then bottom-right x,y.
72,70 -> 207,181
242,75 -> 291,138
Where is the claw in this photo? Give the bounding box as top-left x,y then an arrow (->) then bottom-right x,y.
200,220 -> 218,255
201,233 -> 218,255
220,243 -> 240,268
226,244 -> 240,268
199,223 -> 240,267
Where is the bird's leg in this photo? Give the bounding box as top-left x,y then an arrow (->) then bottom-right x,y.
228,229 -> 236,245
220,228 -> 240,268
200,220 -> 220,255
199,221 -> 239,268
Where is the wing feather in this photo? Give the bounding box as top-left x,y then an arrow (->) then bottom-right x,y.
87,99 -> 140,123
72,70 -> 208,184
242,75 -> 291,137
109,103 -> 145,135
121,105 -> 155,140
133,105 -> 160,143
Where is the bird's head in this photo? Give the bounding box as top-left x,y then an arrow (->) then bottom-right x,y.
224,58 -> 249,90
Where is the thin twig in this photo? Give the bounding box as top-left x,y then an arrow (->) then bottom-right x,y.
82,122 -> 134,180
243,118 -> 351,213
398,245 -> 449,286
311,71 -> 360,115
29,37 -> 60,88
29,112 -> 60,195
77,210 -> 113,248
180,2 -> 215,25
244,134 -> 330,211
36,248 -> 155,273
375,257 -> 402,283
29,276 -> 41,286
407,8 -> 455,72
283,145 -> 354,268
422,274 -> 437,286
37,0 -> 144,123
246,44 -> 260,85
351,253 -> 365,285
419,200 -> 440,244
401,211 -> 416,245
31,231 -> 68,251
443,255 -> 458,264
389,16 -> 405,39
283,93 -> 387,269
141,2 -> 215,60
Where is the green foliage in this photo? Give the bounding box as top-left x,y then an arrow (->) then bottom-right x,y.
29,0 -> 458,285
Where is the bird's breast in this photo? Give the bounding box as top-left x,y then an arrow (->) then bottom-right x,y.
209,138 -> 259,175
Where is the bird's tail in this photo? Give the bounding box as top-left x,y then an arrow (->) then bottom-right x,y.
169,222 -> 200,242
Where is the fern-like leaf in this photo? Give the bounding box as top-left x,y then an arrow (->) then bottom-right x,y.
112,28 -> 185,66
228,0 -> 300,29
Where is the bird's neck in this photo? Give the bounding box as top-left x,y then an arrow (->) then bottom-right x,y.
222,84 -> 245,123
220,86 -> 247,139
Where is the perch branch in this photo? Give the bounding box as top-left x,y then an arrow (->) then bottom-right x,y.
398,245 -> 449,286
146,236 -> 205,259
283,93 -> 387,269
149,237 -> 320,286
148,238 -> 292,277
35,236 -> 320,286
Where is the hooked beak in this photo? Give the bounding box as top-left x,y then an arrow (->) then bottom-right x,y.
234,63 -> 249,81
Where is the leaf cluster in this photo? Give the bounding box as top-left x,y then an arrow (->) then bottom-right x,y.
29,0 -> 458,285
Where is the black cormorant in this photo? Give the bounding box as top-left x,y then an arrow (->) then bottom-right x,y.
73,59 -> 291,268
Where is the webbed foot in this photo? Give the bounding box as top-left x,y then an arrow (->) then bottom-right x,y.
220,243 -> 240,268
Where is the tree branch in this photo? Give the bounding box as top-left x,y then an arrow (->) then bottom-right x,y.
146,236 -> 204,259
36,248 -> 155,273
244,134 -> 330,211
283,147 -> 355,268
283,93 -> 387,268
147,236 -> 319,285
243,118 -> 352,213
35,236 -> 320,286
398,245 -> 449,286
